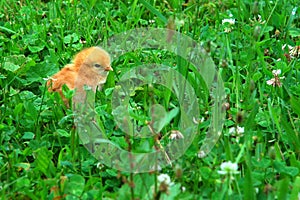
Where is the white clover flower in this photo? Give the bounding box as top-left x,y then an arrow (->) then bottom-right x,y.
229,126 -> 244,135
282,44 -> 293,51
292,7 -> 297,16
224,27 -> 232,33
249,15 -> 266,25
192,117 -> 204,124
272,69 -> 281,76
222,18 -> 235,25
289,46 -> 300,58
181,186 -> 186,192
237,126 -> 244,134
229,127 -> 235,134
197,150 -> 206,158
150,165 -> 162,171
222,18 -> 235,33
175,18 -> 185,27
96,162 -> 104,169
218,161 -> 239,175
157,174 -> 172,185
282,44 -> 300,58
169,130 -> 184,140
266,78 -> 276,86
266,69 -> 285,87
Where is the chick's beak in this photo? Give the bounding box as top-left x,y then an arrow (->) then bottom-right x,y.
105,65 -> 113,71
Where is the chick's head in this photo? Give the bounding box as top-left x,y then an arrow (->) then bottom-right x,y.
75,47 -> 113,92
83,46 -> 113,77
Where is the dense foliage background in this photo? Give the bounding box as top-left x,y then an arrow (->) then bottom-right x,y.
1,0 -> 300,199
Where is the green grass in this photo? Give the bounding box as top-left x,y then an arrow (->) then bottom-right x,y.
1,0 -> 300,199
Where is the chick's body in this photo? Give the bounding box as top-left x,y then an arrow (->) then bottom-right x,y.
47,46 -> 112,105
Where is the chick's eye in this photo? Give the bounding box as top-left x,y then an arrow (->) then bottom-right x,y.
94,64 -> 102,68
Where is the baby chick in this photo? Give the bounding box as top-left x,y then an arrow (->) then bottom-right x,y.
72,47 -> 113,105
47,46 -> 113,106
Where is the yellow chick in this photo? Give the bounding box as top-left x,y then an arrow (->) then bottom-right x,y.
47,46 -> 113,106
72,47 -> 113,105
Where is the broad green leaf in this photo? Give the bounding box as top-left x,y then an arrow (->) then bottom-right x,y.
22,132 -> 35,140
274,160 -> 299,177
64,174 -> 85,197
14,103 -> 23,116
151,104 -> 179,133
162,184 -> 181,200
244,168 -> 255,200
290,176 -> 300,199
26,62 -> 57,83
252,72 -> 262,82
263,26 -> 274,33
3,55 -> 33,73
35,147 -> 54,177
291,96 -> 300,117
252,158 -> 271,168
64,33 -> 79,44
28,45 -> 45,53
277,178 -> 289,200
56,129 -> 70,137
15,177 -> 31,190
281,116 -> 300,152
199,166 -> 212,180
289,27 -> 300,37
24,101 -> 38,119
106,169 -> 118,176
3,62 -> 20,72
